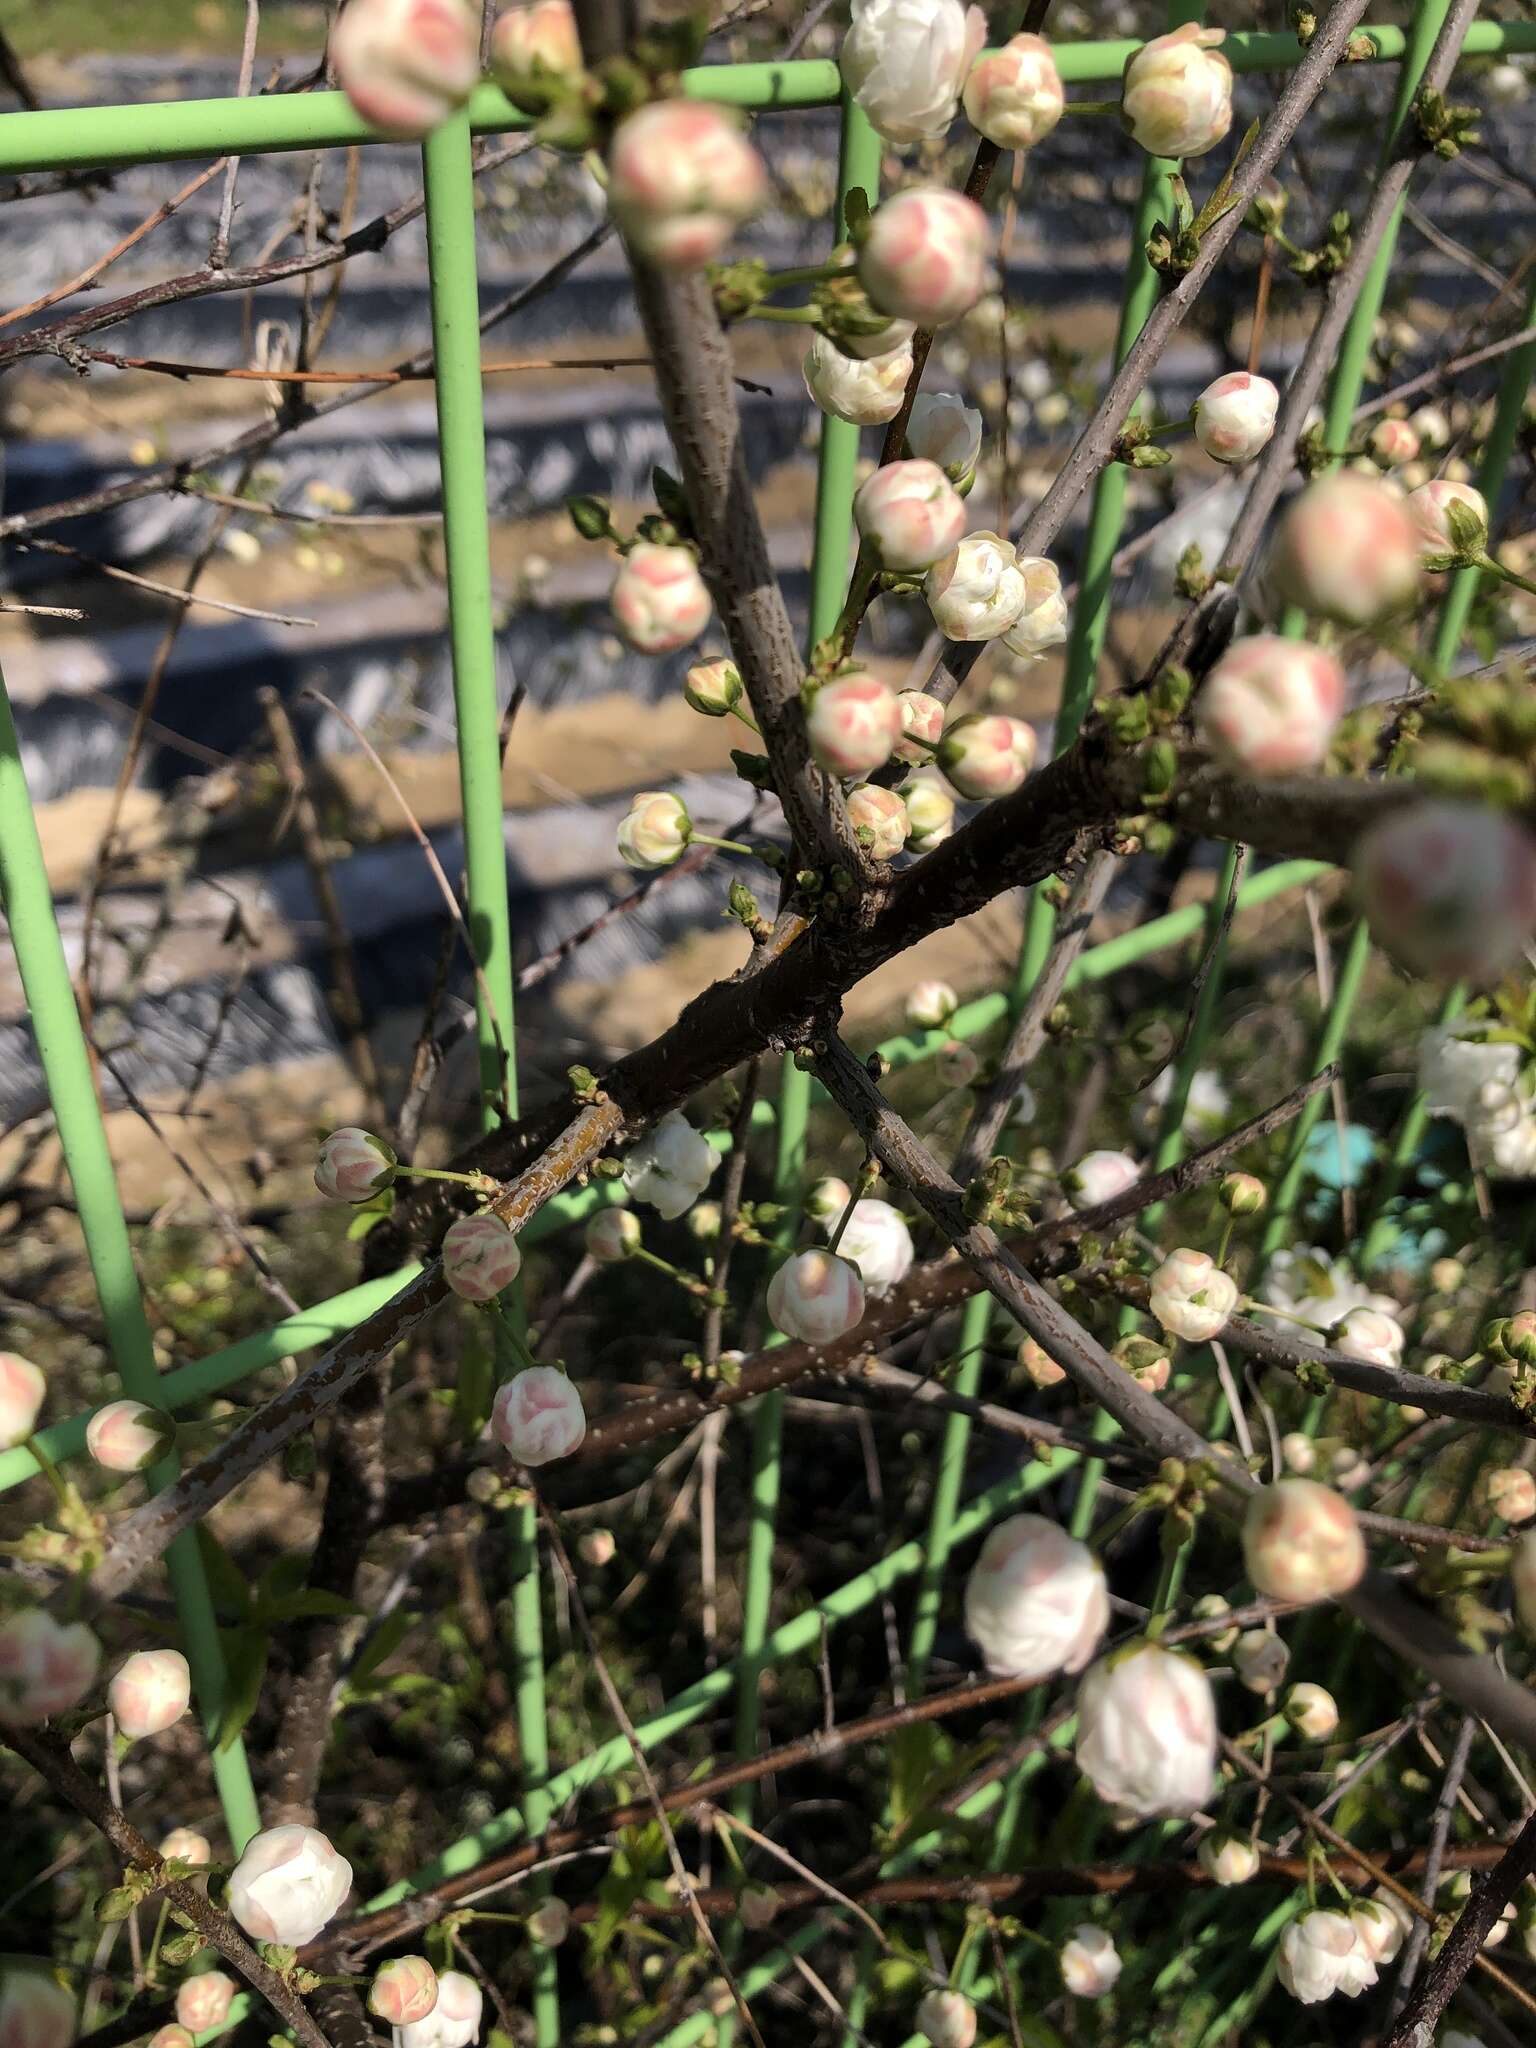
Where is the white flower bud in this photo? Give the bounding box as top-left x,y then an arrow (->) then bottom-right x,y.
1198,1832 -> 1260,1886
1242,1479 -> 1366,1604
399,1971 -> 483,2048
1367,417 -> 1420,469
1000,555 -> 1068,660
962,32 -> 1064,150
893,689 -> 945,765
160,1828 -> 213,1869
854,460 -> 967,572
847,782 -> 911,860
766,1249 -> 865,1343
1487,1466 -> 1536,1524
608,100 -> 766,270
1075,1640 -> 1217,1818
0,1974 -> 76,2048
175,1973 -> 236,2034
1332,1305 -> 1404,1370
1192,372 -> 1279,465
1148,1248 -> 1238,1343
964,1514 -> 1108,1681
839,0 -> 984,145
924,530 -> 1028,641
1281,1431 -> 1316,1475
0,1354 -> 45,1452
332,0 -> 480,141
623,1112 -> 717,1220
1195,635 -> 1346,777
938,712 -> 1036,800
685,1200 -> 722,1243
611,543 -> 711,654
802,332 -> 913,426
228,1825 -> 353,1946
617,790 -> 691,870
1017,1335 -> 1066,1388
859,188 -> 991,329
683,657 -> 743,719
315,1127 -> 396,1203
1349,1899 -> 1405,1966
370,1959 -> 439,2027
913,1988 -> 976,2048
1232,1628 -> 1288,1696
1271,472 -> 1422,625
0,1611 -> 101,1727
1063,1149 -> 1139,1211
1355,800 -> 1536,983
489,0 -> 582,109
1191,1591 -> 1237,1651
1121,23 -> 1233,159
586,1207 -> 640,1262
1284,1681 -> 1339,1740
1486,59 -> 1530,104
109,1650 -> 190,1740
836,1199 -> 914,1297
578,1528 -> 616,1568
906,394 -> 983,486
1441,1869 -> 1514,1947
491,1368 -> 586,1466
807,674 -> 904,775
1406,477 -> 1489,560
901,773 -> 956,849
1277,1909 -> 1377,2004
806,1176 -> 852,1228
1059,1925 -> 1122,1998
906,979 -> 958,1031
85,1398 -> 173,1474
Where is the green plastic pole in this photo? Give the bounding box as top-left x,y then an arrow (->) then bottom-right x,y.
0,662 -> 261,1850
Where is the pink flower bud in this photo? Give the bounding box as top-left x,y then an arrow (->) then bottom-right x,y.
332,0 -> 481,140
527,1899 -> 570,1948
611,543 -> 711,654
858,188 -> 991,329
1075,1640 -> 1216,1817
840,0 -> 985,146
962,32 -> 1064,151
0,1611 -> 101,1726
1017,1336 -> 1066,1388
1121,23 -> 1233,159
1350,1899 -> 1405,1966
85,1399 -> 174,1474
1001,555 -> 1067,660
1333,1305 -> 1403,1370
228,1825 -> 353,1947
585,1208 -> 640,1262
906,394 -> 982,484
914,1990 -> 976,2048
399,1972 -> 482,2048
0,1974 -> 75,2048
1195,635 -> 1346,778
938,712 -> 1036,800
806,675 -> 904,776
901,772 -> 955,849
175,1974 -> 236,2034
1271,472 -> 1422,625
1063,1149 -> 1140,1211
1277,1908 -> 1377,2003
1355,800 -> 1536,982
846,782 -> 910,861
1367,417 -> 1420,469
616,790 -> 691,870
315,1127 -> 397,1203
854,460 -> 966,572
964,1514 -> 1108,1681
766,1249 -> 865,1343
1242,1478 -> 1366,1603
803,333 -> 913,426
1285,1681 -> 1339,1740
369,1958 -> 439,2027
608,100 -> 766,270
924,530 -> 1028,641
492,1368 -> 586,1466
935,1037 -> 979,1088
683,657 -> 743,718
1112,1334 -> 1170,1393
442,1212 -> 523,1302
1233,1628 -> 1288,1695
1148,1247 -> 1237,1343
1406,477 -> 1489,559
489,0 -> 582,109
1192,371 -> 1279,465
905,978 -> 957,1030
1059,1925 -> 1122,1998
149,2028 -> 193,2048
1487,1467 -> 1536,1524
159,1828 -> 213,1869
0,1354 -> 45,1452
1197,1832 -> 1260,1885
894,690 -> 945,765
109,1649 -> 191,1740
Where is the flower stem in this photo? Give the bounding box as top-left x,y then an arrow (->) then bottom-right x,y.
747,304 -> 821,325
1061,98 -> 1119,116
485,1299 -> 540,1374
762,259 -> 853,293
23,1432 -> 71,1507
689,832 -> 757,858
727,701 -> 762,737
395,1163 -> 496,1191
1478,551 -> 1536,600
635,1245 -> 709,1298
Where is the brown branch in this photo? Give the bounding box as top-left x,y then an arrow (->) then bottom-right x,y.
1384,1807 -> 1536,2048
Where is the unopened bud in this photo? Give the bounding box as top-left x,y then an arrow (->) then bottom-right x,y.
1218,1172 -> 1267,1216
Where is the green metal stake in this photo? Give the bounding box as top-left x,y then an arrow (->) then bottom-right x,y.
0,662 -> 261,1851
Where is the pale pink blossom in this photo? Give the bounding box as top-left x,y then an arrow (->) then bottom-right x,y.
332,0 -> 481,140
964,1514 -> 1108,1680
846,783 -> 910,860
1001,555 -> 1068,660
148,2029 -> 193,2048
159,1828 -> 213,1869
935,1038 -> 979,1088
962,33 -> 1064,151
1333,1305 -> 1404,1369
1487,1467 -> 1536,1524
608,100 -> 766,269
0,1974 -> 75,2048
1059,1925 -> 1122,1998
1242,1479 -> 1366,1603
489,0 -> 582,107
1368,417 -> 1420,468
938,712 -> 1036,799
1192,372 -> 1279,465
369,1958 -> 440,2027
586,1208 -> 641,1262
893,690 -> 946,764
1063,1150 -> 1139,1211
854,460 -> 966,572
924,530 -> 1028,641
399,1971 -> 482,2048
175,1974 -> 236,2034
623,1111 -> 717,1219
906,394 -> 983,483
610,543 -> 711,654
0,1354 -> 45,1451
1198,1833 -> 1260,1885
859,188 -> 990,329
617,790 -> 691,870
836,1199 -> 913,1297
442,1212 -> 524,1302
840,0 -> 984,145
1017,1336 -> 1066,1388
806,1176 -> 852,1228
1354,800 -> 1536,982
1232,1629 -> 1288,1695
491,1368 -> 587,1465
1271,472 -> 1422,624
109,1650 -> 191,1740
1406,477 -> 1489,559
683,657 -> 743,718
1121,23 -> 1233,158
1195,635 -> 1346,778
0,1611 -> 101,1727
1148,1247 -> 1237,1342
1277,1909 -> 1376,2004
1075,1640 -> 1217,1817
228,1825 -> 353,1947
806,674 -> 904,776
766,1249 -> 865,1343
802,332 -> 913,426
315,1127 -> 397,1203
85,1398 -> 172,1474
905,978 -> 957,1030
914,1989 -> 976,2048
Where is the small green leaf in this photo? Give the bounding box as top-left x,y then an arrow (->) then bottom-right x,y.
217,1625 -> 270,1751
196,1526 -> 254,1622
344,1608 -> 419,1692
